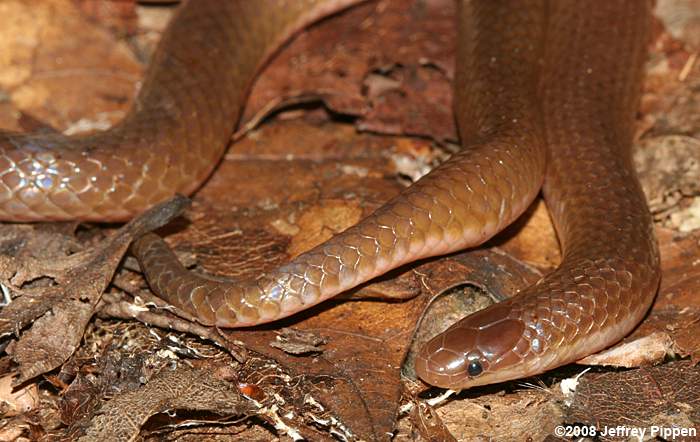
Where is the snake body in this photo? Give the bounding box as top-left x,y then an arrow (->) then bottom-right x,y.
1,0 -> 659,389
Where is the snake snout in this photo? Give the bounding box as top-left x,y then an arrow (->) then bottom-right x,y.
414,324 -> 482,389
415,303 -> 527,389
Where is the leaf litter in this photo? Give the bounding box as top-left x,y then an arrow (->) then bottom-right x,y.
0,0 -> 697,440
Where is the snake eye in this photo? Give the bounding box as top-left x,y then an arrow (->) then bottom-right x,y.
467,360 -> 483,377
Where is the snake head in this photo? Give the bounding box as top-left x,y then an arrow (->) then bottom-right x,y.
414,302 -> 529,389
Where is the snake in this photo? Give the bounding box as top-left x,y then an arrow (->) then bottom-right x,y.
0,0 -> 660,390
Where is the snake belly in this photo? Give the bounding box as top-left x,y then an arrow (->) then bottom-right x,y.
2,0 -> 660,389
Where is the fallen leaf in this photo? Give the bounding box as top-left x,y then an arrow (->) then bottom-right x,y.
565,360 -> 700,441
76,364 -> 254,442
0,1 -> 697,441
0,373 -> 39,416
0,196 -> 188,383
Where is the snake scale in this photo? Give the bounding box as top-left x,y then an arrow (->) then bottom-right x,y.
0,0 -> 659,389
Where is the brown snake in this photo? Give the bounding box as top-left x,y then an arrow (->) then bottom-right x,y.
0,0 -> 660,389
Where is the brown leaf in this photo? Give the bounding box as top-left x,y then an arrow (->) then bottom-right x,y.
51,319 -> 249,440
0,373 -> 39,417
0,196 -> 188,383
430,387 -> 564,441
565,360 -> 700,442
76,365 -> 254,442
0,0 -> 142,134
242,0 -> 457,142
